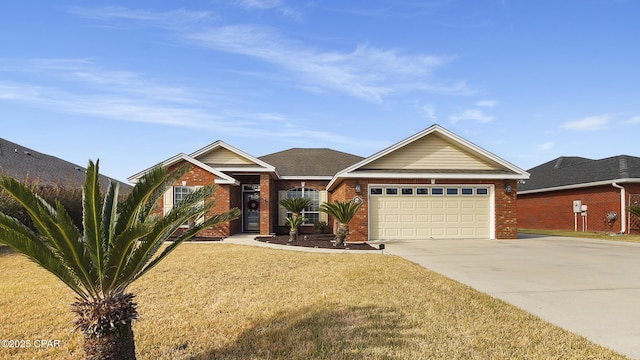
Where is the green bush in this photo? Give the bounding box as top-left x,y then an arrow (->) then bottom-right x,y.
0,177 -> 83,232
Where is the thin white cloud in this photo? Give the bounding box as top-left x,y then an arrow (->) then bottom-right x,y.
68,6 -> 215,29
187,25 -> 454,102
421,103 -> 437,121
476,100 -> 498,107
541,141 -> 554,150
70,7 -> 466,102
622,115 -> 640,124
562,114 -> 612,131
235,0 -> 302,21
450,109 -> 493,124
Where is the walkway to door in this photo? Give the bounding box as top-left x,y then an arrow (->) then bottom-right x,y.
383,234 -> 640,359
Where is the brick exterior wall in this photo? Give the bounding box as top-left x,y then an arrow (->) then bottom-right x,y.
518,183 -> 640,234
330,178 -> 518,241
274,180 -> 330,235
260,173 -> 273,235
155,162 -> 241,238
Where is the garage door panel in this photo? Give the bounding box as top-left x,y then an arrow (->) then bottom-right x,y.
370,185 -> 492,240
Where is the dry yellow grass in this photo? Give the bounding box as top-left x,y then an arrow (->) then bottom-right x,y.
519,228 -> 640,243
0,243 -> 627,359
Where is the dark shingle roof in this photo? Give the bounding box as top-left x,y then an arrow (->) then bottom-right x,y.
520,155 -> 640,192
0,138 -> 131,191
259,148 -> 364,177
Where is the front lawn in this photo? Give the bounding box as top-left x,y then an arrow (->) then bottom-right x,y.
519,228 -> 640,243
0,243 -> 626,359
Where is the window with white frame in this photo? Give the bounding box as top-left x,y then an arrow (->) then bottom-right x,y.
284,187 -> 320,224
174,186 -> 195,207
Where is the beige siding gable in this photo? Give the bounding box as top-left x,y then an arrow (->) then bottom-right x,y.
361,133 -> 501,171
196,148 -> 257,166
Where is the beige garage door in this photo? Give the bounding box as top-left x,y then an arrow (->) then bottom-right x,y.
369,185 -> 491,240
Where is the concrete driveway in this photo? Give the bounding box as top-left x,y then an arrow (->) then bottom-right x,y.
383,234 -> 640,359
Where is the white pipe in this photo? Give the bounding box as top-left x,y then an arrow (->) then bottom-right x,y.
612,183 -> 626,234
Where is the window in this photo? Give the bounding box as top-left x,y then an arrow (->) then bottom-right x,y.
446,188 -> 459,196
416,187 -> 429,195
174,186 -> 202,227
174,186 -> 195,206
386,187 -> 398,195
461,188 -> 473,195
401,188 -> 414,195
476,188 -> 489,195
284,188 -> 320,224
370,187 -> 383,195
431,187 -> 444,195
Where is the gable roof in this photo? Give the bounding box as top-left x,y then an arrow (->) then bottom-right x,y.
127,153 -> 240,185
259,148 -> 364,179
127,140 -> 277,184
327,124 -> 529,190
190,140 -> 277,173
0,137 -> 131,191
519,155 -> 640,194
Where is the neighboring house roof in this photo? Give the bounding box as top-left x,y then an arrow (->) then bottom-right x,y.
0,137 -> 131,191
327,124 -> 529,190
259,148 -> 364,179
519,155 -> 640,194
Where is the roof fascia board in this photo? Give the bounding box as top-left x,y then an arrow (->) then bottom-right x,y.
280,176 -> 333,181
519,178 -> 640,195
189,140 -> 276,172
216,167 -> 274,173
128,153 -> 240,186
339,172 -> 530,180
328,124 -> 530,189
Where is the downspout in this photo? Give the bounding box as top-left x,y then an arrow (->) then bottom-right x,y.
612,183 -> 626,234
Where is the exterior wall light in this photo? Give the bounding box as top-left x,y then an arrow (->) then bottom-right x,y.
504,181 -> 512,194
355,180 -> 361,194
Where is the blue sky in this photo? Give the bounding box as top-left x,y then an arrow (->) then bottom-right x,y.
1,1 -> 639,182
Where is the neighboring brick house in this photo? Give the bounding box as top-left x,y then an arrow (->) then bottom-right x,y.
518,156 -> 640,234
129,125 -> 529,241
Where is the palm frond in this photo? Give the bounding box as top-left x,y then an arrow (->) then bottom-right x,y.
101,224 -> 151,293
0,212 -> 87,297
0,175 -> 96,297
112,185 -> 218,291
101,180 -> 120,251
83,160 -> 105,286
319,200 -> 363,224
132,207 -> 241,284
113,165 -> 169,235
279,197 -> 313,214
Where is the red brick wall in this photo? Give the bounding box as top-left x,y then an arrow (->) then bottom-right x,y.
329,178 -> 517,241
155,162 -> 240,238
274,180 -> 330,234
260,173 -> 273,235
518,183 -> 640,234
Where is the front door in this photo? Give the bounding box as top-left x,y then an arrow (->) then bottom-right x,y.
243,191 -> 260,232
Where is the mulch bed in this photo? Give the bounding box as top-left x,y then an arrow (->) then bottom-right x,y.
255,234 -> 378,251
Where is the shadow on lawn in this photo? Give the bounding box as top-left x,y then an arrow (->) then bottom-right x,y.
191,304 -> 414,360
0,245 -> 13,257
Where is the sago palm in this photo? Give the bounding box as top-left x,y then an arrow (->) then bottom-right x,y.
0,160 -> 240,360
319,200 -> 363,246
278,197 -> 312,241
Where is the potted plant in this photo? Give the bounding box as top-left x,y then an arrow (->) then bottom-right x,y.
313,221 -> 327,234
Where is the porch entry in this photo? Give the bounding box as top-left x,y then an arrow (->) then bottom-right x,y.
243,184 -> 260,232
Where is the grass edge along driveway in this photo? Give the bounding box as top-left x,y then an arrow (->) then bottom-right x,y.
0,243 -> 627,359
